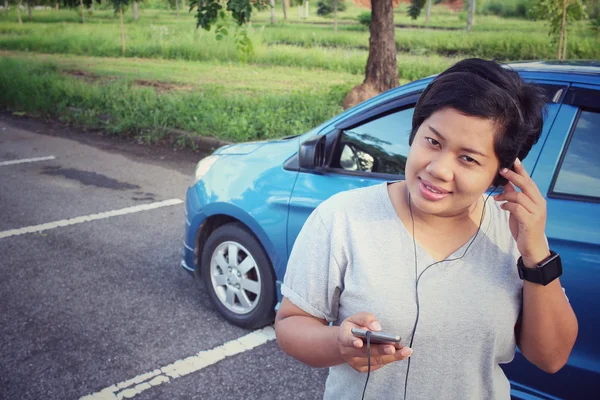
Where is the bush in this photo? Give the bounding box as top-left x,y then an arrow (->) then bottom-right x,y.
317,0 -> 346,16
357,11 -> 371,27
482,0 -> 536,18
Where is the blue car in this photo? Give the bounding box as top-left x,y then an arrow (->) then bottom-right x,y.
183,61 -> 600,398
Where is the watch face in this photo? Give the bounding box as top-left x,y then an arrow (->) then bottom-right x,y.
518,252 -> 562,286
540,252 -> 562,286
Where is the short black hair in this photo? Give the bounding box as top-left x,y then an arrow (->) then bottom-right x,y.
409,58 -> 547,187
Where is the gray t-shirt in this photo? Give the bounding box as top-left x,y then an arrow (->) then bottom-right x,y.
281,182 -> 523,400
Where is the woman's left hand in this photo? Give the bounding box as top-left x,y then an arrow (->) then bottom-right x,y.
494,158 -> 550,267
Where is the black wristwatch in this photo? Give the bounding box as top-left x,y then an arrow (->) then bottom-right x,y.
517,250 -> 562,286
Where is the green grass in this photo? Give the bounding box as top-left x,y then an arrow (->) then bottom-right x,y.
0,6 -> 596,71
0,19 -> 457,80
0,50 -> 364,94
0,55 -> 353,142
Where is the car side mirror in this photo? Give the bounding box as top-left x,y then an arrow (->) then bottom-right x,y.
299,135 -> 327,170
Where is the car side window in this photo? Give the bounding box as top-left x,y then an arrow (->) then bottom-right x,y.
334,107 -> 414,176
552,110 -> 600,199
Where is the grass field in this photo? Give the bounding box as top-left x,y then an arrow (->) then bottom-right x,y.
0,1 -> 597,144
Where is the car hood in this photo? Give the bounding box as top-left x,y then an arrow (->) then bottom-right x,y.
215,135 -> 301,155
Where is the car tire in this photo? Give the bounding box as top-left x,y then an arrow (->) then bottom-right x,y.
199,222 -> 276,329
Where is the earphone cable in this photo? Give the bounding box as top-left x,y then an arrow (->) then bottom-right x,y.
402,187 -> 497,400
361,330 -> 373,400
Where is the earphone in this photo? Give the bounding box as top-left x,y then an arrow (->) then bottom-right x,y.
360,185 -> 498,400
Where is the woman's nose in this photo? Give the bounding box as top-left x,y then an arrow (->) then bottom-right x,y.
425,155 -> 454,182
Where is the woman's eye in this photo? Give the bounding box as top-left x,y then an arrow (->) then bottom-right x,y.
461,155 -> 478,164
426,137 -> 440,147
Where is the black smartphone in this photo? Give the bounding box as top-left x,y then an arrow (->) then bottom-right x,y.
351,328 -> 402,345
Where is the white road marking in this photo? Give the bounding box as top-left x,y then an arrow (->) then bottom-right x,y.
80,326 -> 277,400
0,199 -> 184,239
0,156 -> 56,166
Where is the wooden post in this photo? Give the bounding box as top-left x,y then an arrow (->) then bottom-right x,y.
334,0 -> 337,32
120,6 -> 126,54
80,0 -> 85,23
281,0 -> 287,20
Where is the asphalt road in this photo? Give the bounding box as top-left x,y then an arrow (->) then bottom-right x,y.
0,115 -> 328,400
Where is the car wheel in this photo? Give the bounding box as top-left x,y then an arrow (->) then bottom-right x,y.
199,222 -> 276,329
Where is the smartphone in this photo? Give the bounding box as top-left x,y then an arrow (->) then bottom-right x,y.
351,328 -> 402,345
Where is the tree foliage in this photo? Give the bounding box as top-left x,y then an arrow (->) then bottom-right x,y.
534,0 -> 587,59
317,0 -> 346,16
190,0 -> 269,30
408,0 -> 426,19
534,0 -> 587,35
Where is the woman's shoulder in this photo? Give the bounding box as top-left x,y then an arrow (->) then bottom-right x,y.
316,182 -> 390,222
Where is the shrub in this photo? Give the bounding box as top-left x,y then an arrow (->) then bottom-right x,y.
357,11 -> 371,27
317,0 -> 346,16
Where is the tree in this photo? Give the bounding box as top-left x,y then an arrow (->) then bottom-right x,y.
425,0 -> 431,24
408,0 -> 425,19
281,0 -> 287,20
343,0 -> 398,109
535,0 -> 587,60
109,0 -> 129,53
17,0 -> 22,23
61,0 -> 100,23
188,0 -> 398,109
270,0 -> 275,23
190,0 -> 268,31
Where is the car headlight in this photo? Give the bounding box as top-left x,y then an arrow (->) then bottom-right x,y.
194,155 -> 219,184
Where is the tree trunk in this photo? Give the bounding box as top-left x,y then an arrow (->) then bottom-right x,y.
182,0 -> 185,11
281,0 -> 287,20
5,0 -> 8,14
472,0 -> 475,24
425,0 -> 431,24
466,0 -> 473,32
55,2 -> 59,11
334,0 -> 337,32
562,27 -> 568,60
120,6 -> 125,54
17,0 -> 22,24
133,1 -> 138,21
343,0 -> 398,109
175,0 -> 179,17
80,0 -> 85,23
559,0 -> 568,60
270,0 -> 275,24
365,0 -> 398,92
27,0 -> 31,21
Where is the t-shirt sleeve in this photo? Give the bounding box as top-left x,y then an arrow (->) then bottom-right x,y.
281,207 -> 344,323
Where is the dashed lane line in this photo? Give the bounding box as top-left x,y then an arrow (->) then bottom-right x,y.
0,156 -> 56,166
80,326 -> 277,400
0,199 -> 184,239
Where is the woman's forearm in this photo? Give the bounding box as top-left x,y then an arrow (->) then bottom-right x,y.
275,315 -> 345,368
519,276 -> 578,373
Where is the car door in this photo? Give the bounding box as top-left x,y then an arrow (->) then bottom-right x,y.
502,85 -> 600,399
285,94 -> 420,267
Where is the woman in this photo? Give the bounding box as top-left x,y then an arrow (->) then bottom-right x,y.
274,58 -> 578,399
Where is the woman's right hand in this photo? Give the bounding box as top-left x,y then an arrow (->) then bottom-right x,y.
338,312 -> 413,373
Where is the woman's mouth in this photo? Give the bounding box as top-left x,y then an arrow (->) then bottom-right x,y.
419,179 -> 451,201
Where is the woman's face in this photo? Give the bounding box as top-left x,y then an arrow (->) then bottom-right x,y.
405,107 -> 502,218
